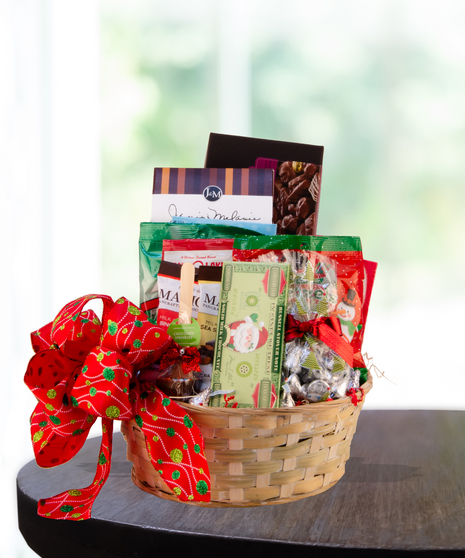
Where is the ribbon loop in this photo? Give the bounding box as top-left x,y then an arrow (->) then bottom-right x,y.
100,297 -> 171,369
51,295 -> 113,351
74,347 -> 133,420
25,350 -> 93,446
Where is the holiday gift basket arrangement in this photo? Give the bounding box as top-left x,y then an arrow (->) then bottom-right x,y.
24,133 -> 377,519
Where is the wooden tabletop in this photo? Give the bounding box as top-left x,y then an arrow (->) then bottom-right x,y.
17,410 -> 465,557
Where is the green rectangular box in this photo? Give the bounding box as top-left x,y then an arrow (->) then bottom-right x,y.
210,261 -> 289,408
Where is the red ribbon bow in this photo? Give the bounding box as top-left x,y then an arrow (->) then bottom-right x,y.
159,344 -> 202,375
347,387 -> 365,406
24,294 -> 211,520
285,314 -> 354,367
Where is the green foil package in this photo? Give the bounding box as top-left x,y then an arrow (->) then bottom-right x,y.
139,222 -> 262,323
210,261 -> 290,408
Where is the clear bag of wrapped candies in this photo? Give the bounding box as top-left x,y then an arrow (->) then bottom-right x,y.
233,235 -> 377,406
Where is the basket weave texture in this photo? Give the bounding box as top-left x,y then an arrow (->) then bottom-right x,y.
121,372 -> 372,507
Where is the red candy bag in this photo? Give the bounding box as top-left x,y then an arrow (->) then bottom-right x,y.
233,235 -> 376,372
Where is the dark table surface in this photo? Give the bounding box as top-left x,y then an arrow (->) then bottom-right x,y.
17,410 -> 465,557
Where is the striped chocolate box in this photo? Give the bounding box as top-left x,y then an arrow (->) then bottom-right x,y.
151,167 -> 274,224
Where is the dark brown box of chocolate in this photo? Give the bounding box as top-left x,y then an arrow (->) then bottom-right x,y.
205,133 -> 324,235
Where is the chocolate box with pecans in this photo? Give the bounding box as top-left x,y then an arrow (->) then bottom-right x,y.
205,133 -> 324,235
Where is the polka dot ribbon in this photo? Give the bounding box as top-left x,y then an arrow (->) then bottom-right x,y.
24,294 -> 211,520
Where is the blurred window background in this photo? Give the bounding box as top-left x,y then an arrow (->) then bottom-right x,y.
3,0 -> 465,555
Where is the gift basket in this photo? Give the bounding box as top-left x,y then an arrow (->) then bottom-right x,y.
122,375 -> 371,507
24,133 -> 378,519
123,136 -> 378,508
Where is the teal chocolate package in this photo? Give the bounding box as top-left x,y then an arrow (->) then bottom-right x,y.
139,222 -> 262,323
210,261 -> 289,408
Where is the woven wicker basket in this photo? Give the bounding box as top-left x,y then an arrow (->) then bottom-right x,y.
121,371 -> 372,507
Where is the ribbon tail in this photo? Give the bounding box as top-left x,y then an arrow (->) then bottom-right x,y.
37,418 -> 114,520
134,382 -> 211,503
319,323 -> 354,367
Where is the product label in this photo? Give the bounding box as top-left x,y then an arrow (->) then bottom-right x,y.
162,238 -> 234,268
197,282 -> 221,345
167,319 -> 202,347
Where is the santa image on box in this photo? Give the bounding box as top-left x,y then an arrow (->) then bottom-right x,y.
224,313 -> 268,353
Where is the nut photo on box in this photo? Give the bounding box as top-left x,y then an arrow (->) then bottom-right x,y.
273,160 -> 321,234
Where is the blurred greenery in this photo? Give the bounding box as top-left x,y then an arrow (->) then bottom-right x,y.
100,0 -> 465,309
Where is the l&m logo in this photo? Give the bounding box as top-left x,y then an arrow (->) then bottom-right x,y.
203,185 -> 222,202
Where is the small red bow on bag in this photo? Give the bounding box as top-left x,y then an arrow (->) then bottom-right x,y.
285,314 -> 354,367
24,294 -> 211,520
159,344 -> 201,375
